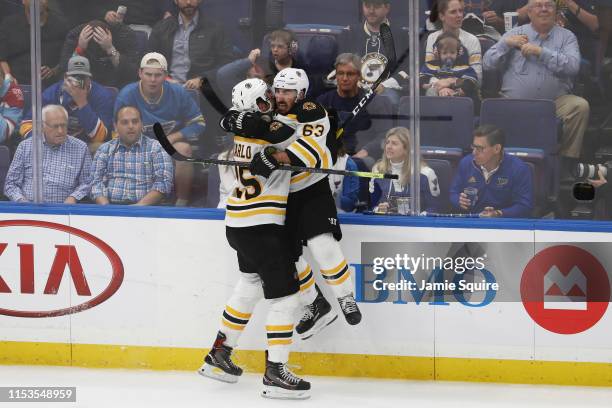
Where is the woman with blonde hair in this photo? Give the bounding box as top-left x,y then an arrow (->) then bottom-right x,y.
370,127 -> 441,213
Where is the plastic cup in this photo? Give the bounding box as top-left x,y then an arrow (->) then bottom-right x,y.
463,187 -> 478,209
504,11 -> 519,32
396,197 -> 410,215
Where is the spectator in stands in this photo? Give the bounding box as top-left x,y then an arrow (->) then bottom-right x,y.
216,29 -> 305,101
4,105 -> 92,204
147,0 -> 234,89
0,66 -> 24,144
215,48 -> 267,104
103,1 -> 172,27
420,32 -> 481,109
557,0 -> 599,67
428,0 -> 483,83
450,125 -> 533,217
0,0 -> 68,87
483,0 -> 589,166
114,52 -> 206,206
483,0 -> 531,33
90,106 -> 173,205
317,53 -> 389,168
340,0 -> 410,104
49,1 -> 171,28
370,127 -> 441,213
59,19 -> 140,88
19,56 -> 114,152
330,145 -> 360,213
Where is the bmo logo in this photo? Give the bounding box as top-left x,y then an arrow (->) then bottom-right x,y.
0,220 -> 124,318
521,245 -> 610,334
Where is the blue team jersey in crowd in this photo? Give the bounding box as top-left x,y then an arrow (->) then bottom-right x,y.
114,81 -> 206,142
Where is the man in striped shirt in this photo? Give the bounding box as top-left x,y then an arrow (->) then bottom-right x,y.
4,105 -> 92,203
90,106 -> 173,205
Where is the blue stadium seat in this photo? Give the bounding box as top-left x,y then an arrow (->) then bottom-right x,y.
425,158 -> 452,213
398,96 -> 474,166
480,98 -> 559,209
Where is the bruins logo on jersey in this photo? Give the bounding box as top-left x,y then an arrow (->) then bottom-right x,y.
302,102 -> 317,111
269,122 -> 282,132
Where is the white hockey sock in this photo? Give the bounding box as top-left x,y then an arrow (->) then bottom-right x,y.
296,256 -> 317,305
307,233 -> 353,298
220,273 -> 263,348
266,293 -> 299,363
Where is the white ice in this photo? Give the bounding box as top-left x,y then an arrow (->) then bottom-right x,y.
1,365 -> 611,408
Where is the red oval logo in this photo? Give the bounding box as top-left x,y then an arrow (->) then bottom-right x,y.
0,220 -> 124,318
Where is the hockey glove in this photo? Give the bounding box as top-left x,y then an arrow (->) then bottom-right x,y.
219,110 -> 271,137
249,146 -> 280,178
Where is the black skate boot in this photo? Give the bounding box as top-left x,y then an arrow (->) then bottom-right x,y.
261,352 -> 311,399
338,293 -> 362,325
296,284 -> 338,340
198,331 -> 243,383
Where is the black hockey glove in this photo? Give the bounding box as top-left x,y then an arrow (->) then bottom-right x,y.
249,146 -> 280,178
219,110 -> 271,137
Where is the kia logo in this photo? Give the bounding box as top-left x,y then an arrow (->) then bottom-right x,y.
0,220 -> 124,318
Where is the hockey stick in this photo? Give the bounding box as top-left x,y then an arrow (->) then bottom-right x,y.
153,123 -> 398,179
200,76 -> 229,114
336,23 -> 409,139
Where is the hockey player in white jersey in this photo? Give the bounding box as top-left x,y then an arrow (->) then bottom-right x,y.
199,78 -> 310,399
226,68 -> 363,341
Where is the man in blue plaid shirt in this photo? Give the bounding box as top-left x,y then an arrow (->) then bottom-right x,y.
90,106 -> 173,205
4,105 -> 92,203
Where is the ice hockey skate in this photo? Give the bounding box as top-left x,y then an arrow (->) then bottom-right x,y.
261,352 -> 311,399
296,284 -> 338,340
338,293 -> 362,325
198,331 -> 243,384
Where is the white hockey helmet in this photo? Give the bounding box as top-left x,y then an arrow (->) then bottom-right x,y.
231,78 -> 273,113
273,68 -> 309,99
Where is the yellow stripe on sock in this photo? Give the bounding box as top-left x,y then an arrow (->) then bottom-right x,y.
222,320 -> 245,331
320,260 -> 348,276
326,271 -> 351,285
268,339 -> 292,346
298,266 -> 312,280
266,325 -> 293,332
226,305 -> 252,319
300,278 -> 315,292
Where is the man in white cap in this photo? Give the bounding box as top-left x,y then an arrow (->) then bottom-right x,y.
19,55 -> 115,152
114,52 -> 206,206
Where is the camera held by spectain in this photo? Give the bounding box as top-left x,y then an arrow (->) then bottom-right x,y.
573,161 -> 612,180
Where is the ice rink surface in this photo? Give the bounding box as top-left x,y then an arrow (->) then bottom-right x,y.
1,365 -> 612,408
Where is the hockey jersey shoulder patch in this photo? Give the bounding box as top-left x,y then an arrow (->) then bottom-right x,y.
295,99 -> 327,123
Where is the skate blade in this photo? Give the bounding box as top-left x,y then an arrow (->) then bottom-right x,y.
300,312 -> 338,340
261,385 -> 310,400
198,363 -> 239,384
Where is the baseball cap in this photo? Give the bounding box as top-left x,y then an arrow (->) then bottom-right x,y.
66,56 -> 92,77
140,52 -> 168,71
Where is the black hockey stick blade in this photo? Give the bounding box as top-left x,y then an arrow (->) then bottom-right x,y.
153,122 -> 398,179
200,76 -> 229,115
380,23 -> 397,68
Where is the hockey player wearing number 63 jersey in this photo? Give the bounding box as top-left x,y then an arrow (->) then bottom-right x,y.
226,68 -> 363,341
198,78 -> 311,399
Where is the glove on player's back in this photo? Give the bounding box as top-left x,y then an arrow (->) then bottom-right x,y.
249,146 -> 280,178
